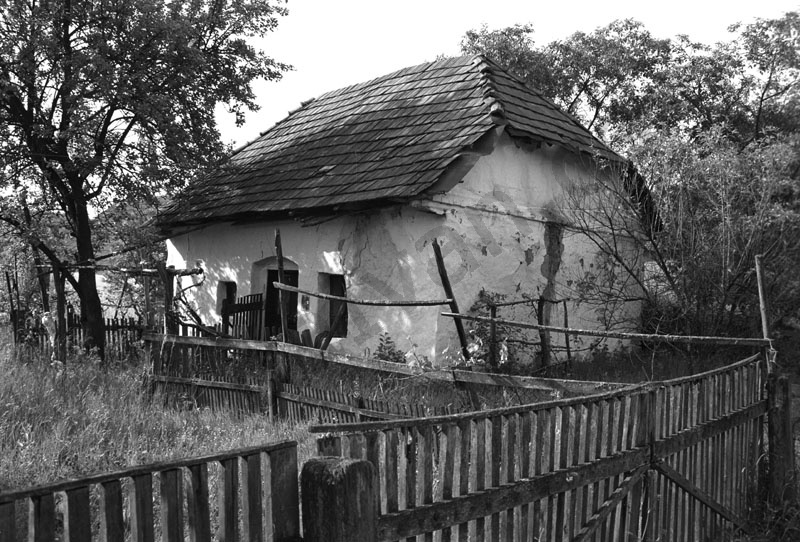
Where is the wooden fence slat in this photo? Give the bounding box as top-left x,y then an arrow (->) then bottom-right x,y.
405,427 -> 417,542
218,458 -> 239,542
160,468 -> 183,542
242,453 -> 263,542
441,424 -> 457,541
505,414 -> 517,542
457,419 -> 471,542
475,418 -> 486,542
187,464 -> 211,542
385,430 -> 399,515
0,502 -> 16,541
27,494 -> 55,542
64,486 -> 92,542
131,474 -> 154,542
421,426 -> 434,542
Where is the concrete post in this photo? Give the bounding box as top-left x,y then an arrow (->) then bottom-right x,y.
301,457 -> 377,542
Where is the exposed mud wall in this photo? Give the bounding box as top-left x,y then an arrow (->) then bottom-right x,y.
538,222 -> 564,364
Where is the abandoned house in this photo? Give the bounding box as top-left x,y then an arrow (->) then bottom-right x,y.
156,54 -> 647,364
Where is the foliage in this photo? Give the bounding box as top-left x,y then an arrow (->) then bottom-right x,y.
0,0 -> 290,356
374,331 -> 406,364
463,12 -> 800,337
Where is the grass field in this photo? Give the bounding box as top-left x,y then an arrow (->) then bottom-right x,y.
0,335 -> 314,492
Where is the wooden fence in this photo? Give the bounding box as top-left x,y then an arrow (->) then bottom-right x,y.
308,354 -> 771,541
15,314 -> 143,360
145,333 -> 626,421
0,440 -> 299,541
147,333 -> 456,421
2,354 -> 791,542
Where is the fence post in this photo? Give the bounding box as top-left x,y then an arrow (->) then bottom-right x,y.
301,457 -> 377,542
767,373 -> 795,504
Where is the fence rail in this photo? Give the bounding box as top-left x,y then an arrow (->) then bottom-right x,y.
310,354 -> 768,541
0,440 -> 299,542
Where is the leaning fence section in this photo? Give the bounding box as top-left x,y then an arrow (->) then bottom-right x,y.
310,354 -> 766,542
147,333 -> 454,421
0,440 -> 299,542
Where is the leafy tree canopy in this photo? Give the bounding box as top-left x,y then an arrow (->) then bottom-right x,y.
0,0 -> 290,356
462,13 -> 800,338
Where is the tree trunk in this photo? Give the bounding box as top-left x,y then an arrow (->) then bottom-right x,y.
73,199 -> 106,360
32,248 -> 50,312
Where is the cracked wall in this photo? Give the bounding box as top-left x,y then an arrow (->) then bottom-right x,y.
166,133 -> 642,364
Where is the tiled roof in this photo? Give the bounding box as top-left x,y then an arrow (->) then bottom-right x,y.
158,55 -> 622,228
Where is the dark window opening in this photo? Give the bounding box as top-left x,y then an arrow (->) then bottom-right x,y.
265,269 -> 298,332
318,273 -> 347,338
216,281 -> 237,313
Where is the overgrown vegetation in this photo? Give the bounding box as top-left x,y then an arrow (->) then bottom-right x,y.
463,12 -> 800,339
0,334 -> 313,491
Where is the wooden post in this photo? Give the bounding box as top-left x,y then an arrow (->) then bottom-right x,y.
275,230 -> 289,342
537,296 -> 551,367
489,303 -> 497,368
431,239 -> 470,362
6,270 -> 17,345
53,268 -> 67,362
563,299 -> 572,371
301,457 -> 377,542
158,263 -> 178,335
767,373 -> 795,504
755,255 -> 774,372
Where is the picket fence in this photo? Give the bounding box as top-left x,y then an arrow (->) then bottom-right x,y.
310,353 -> 770,541
145,333 -> 621,423
0,353 -> 790,541
0,440 -> 299,541
15,314 -> 143,360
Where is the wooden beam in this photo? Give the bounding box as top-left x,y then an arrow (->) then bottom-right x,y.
442,312 -> 771,347
573,466 -> 649,542
275,229 -> 289,342
150,375 -> 266,393
652,401 -> 767,458
654,462 -> 747,532
432,239 -> 470,361
272,282 -> 452,307
278,391 -> 409,420
375,447 -> 650,540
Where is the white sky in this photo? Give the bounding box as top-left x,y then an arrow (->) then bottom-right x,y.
217,0 -> 800,148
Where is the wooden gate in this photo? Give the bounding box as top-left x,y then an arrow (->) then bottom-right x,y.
310,354 -> 769,541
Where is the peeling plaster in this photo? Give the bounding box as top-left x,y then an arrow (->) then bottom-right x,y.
166,135 -> 641,364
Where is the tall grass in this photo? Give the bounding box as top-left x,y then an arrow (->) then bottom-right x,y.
0,336 -> 313,492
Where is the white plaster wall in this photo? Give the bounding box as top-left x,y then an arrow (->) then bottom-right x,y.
166,134 -> 642,364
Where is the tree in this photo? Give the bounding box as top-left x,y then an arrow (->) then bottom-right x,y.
0,0 -> 289,358
463,13 -> 800,338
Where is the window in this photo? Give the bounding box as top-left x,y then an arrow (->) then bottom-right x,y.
318,273 -> 348,338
